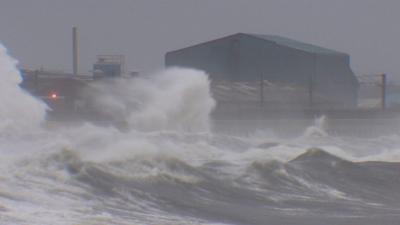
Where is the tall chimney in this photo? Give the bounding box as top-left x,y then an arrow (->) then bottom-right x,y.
72,26 -> 79,75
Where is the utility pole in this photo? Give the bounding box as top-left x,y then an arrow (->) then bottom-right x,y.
309,54 -> 316,110
72,27 -> 79,75
260,73 -> 264,107
381,73 -> 387,110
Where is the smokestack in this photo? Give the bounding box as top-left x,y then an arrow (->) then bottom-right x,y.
72,26 -> 79,75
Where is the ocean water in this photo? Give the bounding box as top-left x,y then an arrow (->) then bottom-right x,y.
1,44 -> 400,225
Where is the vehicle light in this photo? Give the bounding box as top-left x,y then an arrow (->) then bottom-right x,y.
49,92 -> 58,99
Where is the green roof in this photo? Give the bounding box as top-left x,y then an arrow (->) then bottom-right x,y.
247,33 -> 345,55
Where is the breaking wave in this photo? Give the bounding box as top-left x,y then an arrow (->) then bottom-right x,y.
18,144 -> 400,225
81,67 -> 215,132
0,44 -> 47,136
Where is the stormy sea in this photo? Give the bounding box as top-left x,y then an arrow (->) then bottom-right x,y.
1,44 -> 400,225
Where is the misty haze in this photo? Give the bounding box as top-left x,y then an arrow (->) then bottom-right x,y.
1,1 -> 400,225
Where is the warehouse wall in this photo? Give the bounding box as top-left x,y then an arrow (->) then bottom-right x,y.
165,33 -> 359,109
165,36 -> 234,81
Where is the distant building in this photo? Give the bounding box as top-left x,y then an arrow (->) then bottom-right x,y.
93,55 -> 125,78
166,33 -> 359,110
20,69 -> 90,115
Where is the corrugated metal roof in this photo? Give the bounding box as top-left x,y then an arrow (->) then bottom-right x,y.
247,33 -> 344,55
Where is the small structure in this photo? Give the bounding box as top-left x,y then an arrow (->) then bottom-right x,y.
20,69 -> 90,115
166,33 -> 359,111
93,55 -> 125,78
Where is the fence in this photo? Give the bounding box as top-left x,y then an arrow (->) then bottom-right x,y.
210,73 -> 399,117
357,74 -> 385,109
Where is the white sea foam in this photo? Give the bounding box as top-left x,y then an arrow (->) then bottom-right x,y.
0,44 -> 47,137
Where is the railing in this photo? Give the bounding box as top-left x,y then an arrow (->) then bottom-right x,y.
209,73 -> 400,119
357,74 -> 388,109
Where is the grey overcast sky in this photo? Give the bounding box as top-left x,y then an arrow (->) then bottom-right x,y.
0,0 -> 399,79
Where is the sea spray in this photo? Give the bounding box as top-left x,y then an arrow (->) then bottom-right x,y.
303,115 -> 328,138
82,67 -> 216,132
0,44 -> 47,136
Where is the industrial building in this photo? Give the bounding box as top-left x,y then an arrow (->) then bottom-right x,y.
19,28 -> 366,121
166,33 -> 359,113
